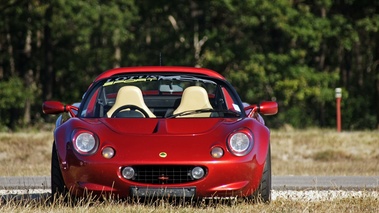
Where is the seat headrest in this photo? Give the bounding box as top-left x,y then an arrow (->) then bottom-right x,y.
173,86 -> 213,117
107,86 -> 155,118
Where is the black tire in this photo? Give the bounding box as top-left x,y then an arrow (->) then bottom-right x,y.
51,142 -> 68,200
248,145 -> 271,203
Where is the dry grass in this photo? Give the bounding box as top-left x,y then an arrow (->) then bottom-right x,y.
0,131 -> 52,176
0,194 -> 378,212
271,128 -> 379,176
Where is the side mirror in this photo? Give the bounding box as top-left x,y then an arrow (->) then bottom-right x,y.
257,101 -> 278,115
42,101 -> 78,117
244,101 -> 278,117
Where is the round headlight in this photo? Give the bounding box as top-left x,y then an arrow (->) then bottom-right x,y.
72,130 -> 98,155
191,166 -> 205,180
227,130 -> 253,156
122,167 -> 135,180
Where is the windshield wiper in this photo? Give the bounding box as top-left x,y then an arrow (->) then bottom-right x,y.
168,108 -> 240,118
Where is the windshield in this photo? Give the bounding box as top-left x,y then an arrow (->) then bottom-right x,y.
79,74 -> 243,118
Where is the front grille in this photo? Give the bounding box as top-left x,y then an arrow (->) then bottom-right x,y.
130,165 -> 204,184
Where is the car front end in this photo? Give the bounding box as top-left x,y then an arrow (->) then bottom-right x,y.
55,117 -> 270,199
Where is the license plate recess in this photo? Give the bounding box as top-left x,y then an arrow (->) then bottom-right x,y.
130,187 -> 196,198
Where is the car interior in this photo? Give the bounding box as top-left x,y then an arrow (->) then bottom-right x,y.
80,76 -> 241,118
106,86 -> 156,118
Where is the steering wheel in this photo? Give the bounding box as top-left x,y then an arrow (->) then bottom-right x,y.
111,105 -> 150,118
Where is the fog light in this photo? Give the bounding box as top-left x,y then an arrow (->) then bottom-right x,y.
122,167 -> 135,180
191,167 -> 205,179
211,147 -> 224,158
102,147 -> 115,159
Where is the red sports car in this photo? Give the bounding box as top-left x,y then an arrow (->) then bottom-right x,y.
42,66 -> 278,202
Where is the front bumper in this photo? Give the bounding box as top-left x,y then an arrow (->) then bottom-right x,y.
61,159 -> 264,198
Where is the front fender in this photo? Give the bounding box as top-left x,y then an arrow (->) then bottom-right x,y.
55,115 -> 64,128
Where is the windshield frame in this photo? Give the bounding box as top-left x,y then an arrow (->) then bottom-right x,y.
78,72 -> 246,119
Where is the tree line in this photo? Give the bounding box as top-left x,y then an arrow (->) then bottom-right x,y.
0,0 -> 378,130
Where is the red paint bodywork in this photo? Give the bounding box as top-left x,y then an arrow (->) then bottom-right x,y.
43,66 -> 277,199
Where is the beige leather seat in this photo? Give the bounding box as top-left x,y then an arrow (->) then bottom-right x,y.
107,86 -> 155,118
173,86 -> 213,117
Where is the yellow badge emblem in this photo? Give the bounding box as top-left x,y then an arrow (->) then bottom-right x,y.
159,152 -> 167,158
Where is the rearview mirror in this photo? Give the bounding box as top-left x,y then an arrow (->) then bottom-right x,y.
159,84 -> 183,93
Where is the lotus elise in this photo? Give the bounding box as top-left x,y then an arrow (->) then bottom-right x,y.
42,66 -> 278,202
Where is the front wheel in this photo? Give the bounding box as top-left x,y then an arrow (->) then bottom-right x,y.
51,142 -> 68,200
248,145 -> 271,203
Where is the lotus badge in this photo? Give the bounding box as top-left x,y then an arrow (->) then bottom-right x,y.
159,152 -> 167,158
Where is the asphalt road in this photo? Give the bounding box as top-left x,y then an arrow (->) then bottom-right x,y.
1,176 -> 378,190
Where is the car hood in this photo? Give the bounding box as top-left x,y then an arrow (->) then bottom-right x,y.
98,118 -> 236,135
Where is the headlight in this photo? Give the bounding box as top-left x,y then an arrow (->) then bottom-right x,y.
227,129 -> 253,156
72,130 -> 99,155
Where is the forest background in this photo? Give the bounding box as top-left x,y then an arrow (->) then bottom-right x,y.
0,0 -> 378,131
